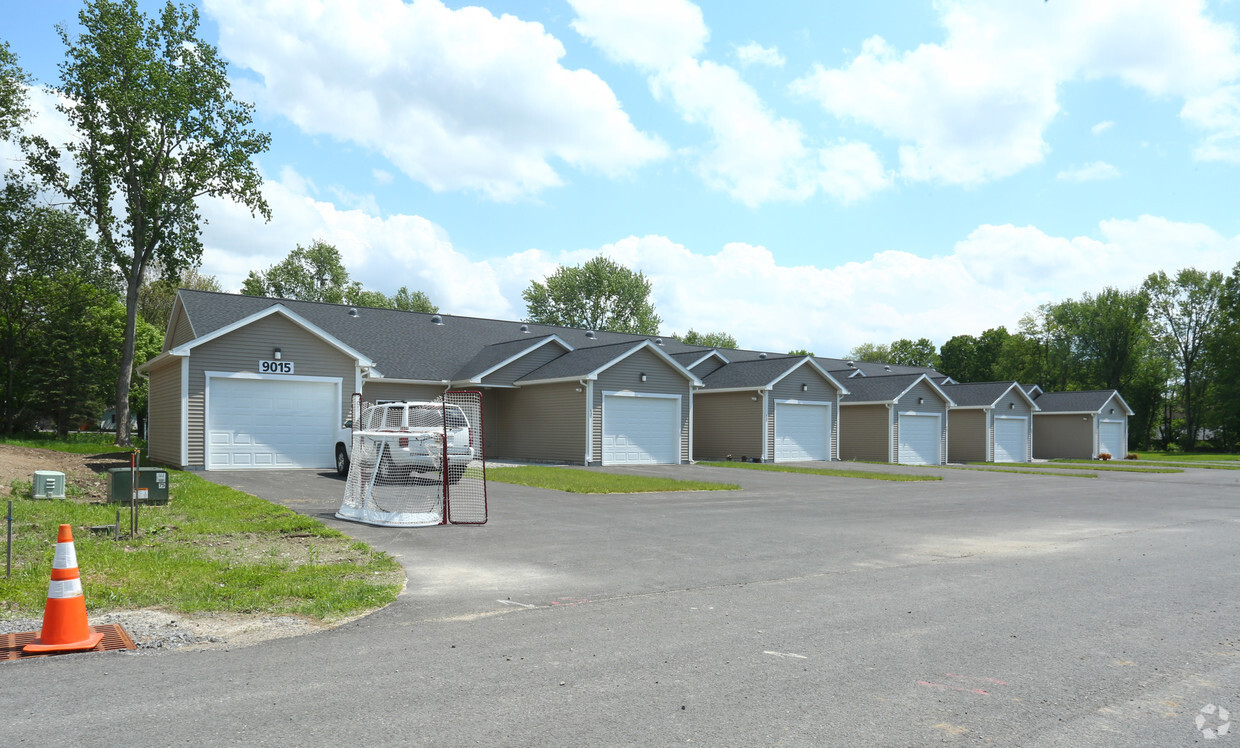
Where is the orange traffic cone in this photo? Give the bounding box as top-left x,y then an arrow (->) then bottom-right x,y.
23,524 -> 104,653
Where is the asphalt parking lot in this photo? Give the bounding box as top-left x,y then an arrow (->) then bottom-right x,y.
5,462 -> 1240,745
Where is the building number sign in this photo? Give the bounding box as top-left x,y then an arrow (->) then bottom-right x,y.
259,360 -> 294,374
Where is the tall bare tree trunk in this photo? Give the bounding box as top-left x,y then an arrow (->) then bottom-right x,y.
114,264 -> 142,446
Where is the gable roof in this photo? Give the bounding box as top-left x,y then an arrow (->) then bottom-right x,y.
451,334 -> 571,383
1023,384 -> 1044,399
699,356 -> 847,393
516,339 -> 701,386
839,373 -> 956,406
942,381 -> 1040,410
672,349 -> 730,369
1032,390 -> 1133,416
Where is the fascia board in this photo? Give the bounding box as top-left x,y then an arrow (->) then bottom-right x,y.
840,399 -> 896,406
696,385 -> 773,394
1108,392 -> 1136,416
892,374 -> 957,407
169,304 -> 377,368
137,350 -> 185,374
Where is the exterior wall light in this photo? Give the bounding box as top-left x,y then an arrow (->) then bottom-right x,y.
273,347 -> 281,359
801,383 -> 808,392
640,373 -> 647,382
918,397 -> 924,404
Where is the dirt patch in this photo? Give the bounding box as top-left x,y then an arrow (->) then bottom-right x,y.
0,444 -> 133,501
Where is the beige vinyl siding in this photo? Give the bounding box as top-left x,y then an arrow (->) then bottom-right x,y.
894,381 -> 949,464
1033,413 -> 1095,459
767,373 -> 840,461
166,304 -> 195,351
690,358 -> 725,378
145,356 -> 183,467
948,409 -> 987,462
490,384 -> 585,462
185,315 -> 355,468
693,391 -> 763,461
361,381 -> 445,404
481,389 -> 501,455
592,348 -> 691,464
481,344 -> 567,386
839,404 -> 891,462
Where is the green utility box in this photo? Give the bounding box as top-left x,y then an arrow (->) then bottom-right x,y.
107,467 -> 170,505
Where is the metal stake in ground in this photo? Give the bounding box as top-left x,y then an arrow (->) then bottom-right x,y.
129,450 -> 138,538
6,500 -> 11,579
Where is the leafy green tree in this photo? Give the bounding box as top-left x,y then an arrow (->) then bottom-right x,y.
23,0 -> 271,445
0,179 -> 114,432
846,342 -> 892,364
675,330 -> 738,348
888,338 -> 939,369
1,41 -> 31,140
523,256 -> 661,334
1206,261 -> 1240,449
243,240 -> 349,303
1143,268 -> 1224,449
388,287 -> 438,313
787,348 -> 814,357
1070,288 -> 1151,391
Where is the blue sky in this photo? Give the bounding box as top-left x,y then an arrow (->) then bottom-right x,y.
3,0 -> 1240,355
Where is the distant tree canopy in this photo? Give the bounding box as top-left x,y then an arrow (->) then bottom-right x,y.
242,239 -> 438,313
677,330 -> 738,349
787,349 -> 814,357
138,263 -> 223,329
523,256 -> 660,335
847,338 -> 939,369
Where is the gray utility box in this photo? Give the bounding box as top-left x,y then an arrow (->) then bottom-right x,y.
32,470 -> 66,499
107,467 -> 170,505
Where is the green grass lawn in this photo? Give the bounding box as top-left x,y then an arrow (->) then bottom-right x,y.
0,432 -> 146,455
1052,457 -> 1237,471
1,468 -> 402,621
945,465 -> 1097,478
698,461 -> 941,481
486,466 -> 739,493
1131,451 -> 1240,462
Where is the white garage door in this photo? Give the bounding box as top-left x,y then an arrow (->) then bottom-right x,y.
774,402 -> 830,461
602,394 -> 680,465
897,413 -> 941,465
993,417 -> 1027,463
1099,420 -> 1125,458
207,377 -> 338,469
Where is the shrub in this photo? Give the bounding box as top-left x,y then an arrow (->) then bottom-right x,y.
1124,453 -> 1138,460
1098,452 -> 1112,461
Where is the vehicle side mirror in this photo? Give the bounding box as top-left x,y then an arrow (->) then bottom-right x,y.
344,419 -> 353,429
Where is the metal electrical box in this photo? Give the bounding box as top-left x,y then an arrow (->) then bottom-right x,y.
107,467 -> 170,505
32,470 -> 66,499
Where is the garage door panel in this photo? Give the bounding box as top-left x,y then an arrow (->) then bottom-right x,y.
993,417 -> 1027,462
1099,421 -> 1124,457
897,414 -> 941,465
602,395 -> 679,465
774,403 -> 830,462
208,378 -> 338,470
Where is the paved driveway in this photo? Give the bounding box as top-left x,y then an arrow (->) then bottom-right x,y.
5,463 -> 1240,745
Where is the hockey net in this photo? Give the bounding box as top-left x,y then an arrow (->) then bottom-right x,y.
336,390 -> 487,527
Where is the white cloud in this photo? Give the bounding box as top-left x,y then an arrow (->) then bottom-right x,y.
1182,85 -> 1240,162
791,0 -> 1240,184
568,0 -> 707,71
195,177 -> 1240,355
1056,161 -> 1121,182
569,1 -> 889,206
204,0 -> 668,201
371,169 -> 393,185
1091,120 -> 1115,136
734,42 -> 785,68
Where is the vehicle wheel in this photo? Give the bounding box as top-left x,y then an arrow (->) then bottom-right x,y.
447,465 -> 465,484
335,444 -> 350,476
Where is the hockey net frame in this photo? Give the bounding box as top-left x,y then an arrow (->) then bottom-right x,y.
336,390 -> 488,527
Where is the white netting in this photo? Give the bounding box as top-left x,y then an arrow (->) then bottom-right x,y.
336,391 -> 487,527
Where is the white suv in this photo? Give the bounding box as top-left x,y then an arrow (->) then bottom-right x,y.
335,401 -> 474,482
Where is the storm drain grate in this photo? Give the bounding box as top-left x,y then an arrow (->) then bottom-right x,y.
1,624 -> 136,661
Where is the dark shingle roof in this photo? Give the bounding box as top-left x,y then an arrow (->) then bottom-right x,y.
699,357 -> 826,390
516,340 -> 653,383
1032,390 -> 1125,414
174,290 -> 701,381
941,381 -> 1024,408
839,373 -> 942,404
451,335 -> 564,382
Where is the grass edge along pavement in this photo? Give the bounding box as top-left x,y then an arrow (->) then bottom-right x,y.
1053,457 -> 1239,471
486,465 -> 740,493
0,469 -> 403,622
698,461 -> 941,482
942,465 -> 1097,478
994,461 -> 1184,474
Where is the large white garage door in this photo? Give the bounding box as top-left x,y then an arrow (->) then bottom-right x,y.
602,394 -> 680,465
897,413 -> 941,465
774,402 -> 830,461
993,417 -> 1028,463
1099,420 -> 1125,458
207,377 -> 338,469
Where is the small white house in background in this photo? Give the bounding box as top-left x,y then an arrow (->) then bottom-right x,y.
943,381 -> 1039,463
1031,390 -> 1133,459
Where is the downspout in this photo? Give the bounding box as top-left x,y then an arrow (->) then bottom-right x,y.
583,380 -> 593,466
760,390 -> 769,462
688,384 -> 701,464
887,403 -> 894,463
